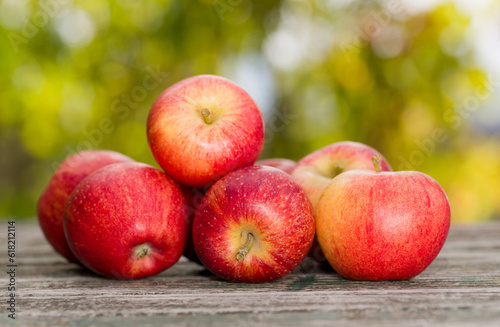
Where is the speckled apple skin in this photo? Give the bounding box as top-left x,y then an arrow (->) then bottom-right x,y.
193,166 -> 315,283
147,75 -> 265,188
37,150 -> 134,263
292,141 -> 392,211
64,162 -> 188,280
255,158 -> 296,174
316,170 -> 451,281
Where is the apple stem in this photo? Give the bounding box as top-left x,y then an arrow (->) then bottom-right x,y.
372,155 -> 382,173
201,108 -> 212,124
135,244 -> 151,259
236,233 -> 254,262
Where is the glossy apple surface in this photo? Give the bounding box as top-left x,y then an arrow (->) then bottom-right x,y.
37,150 -> 134,263
255,158 -> 296,174
64,162 -> 188,279
193,166 -> 315,283
292,141 -> 392,211
147,75 -> 265,188
316,161 -> 451,281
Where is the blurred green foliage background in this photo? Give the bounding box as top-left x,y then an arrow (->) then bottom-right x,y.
1,0 -> 499,222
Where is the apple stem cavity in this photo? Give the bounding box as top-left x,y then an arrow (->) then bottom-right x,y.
236,233 -> 254,262
201,108 -> 212,124
333,164 -> 344,177
372,155 -> 382,173
134,243 -> 152,259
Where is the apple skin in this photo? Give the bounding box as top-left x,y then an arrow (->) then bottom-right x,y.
178,184 -> 205,264
192,166 -> 315,283
64,162 -> 188,280
37,150 -> 134,263
316,169 -> 451,281
292,141 -> 392,211
147,74 -> 265,188
255,158 -> 296,174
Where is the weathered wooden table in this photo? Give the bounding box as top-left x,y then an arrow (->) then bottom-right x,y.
2,220 -> 500,326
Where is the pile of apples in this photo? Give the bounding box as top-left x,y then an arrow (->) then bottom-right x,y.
38,75 -> 451,282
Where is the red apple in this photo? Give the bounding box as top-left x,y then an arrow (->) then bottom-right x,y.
147,74 -> 265,188
255,158 -> 296,174
37,150 -> 134,263
178,184 -> 205,264
64,162 -> 188,279
292,141 -> 392,266
292,141 -> 392,211
316,156 -> 451,280
192,166 -> 315,283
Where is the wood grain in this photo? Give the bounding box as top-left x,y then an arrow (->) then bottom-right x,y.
1,220 -> 500,326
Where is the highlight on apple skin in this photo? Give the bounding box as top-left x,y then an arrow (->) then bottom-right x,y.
292,141 -> 392,211
147,74 -> 265,188
192,165 -> 315,283
37,150 -> 134,263
64,162 -> 189,280
316,156 -> 451,281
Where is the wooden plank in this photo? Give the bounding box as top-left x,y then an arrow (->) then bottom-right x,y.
1,220 -> 500,326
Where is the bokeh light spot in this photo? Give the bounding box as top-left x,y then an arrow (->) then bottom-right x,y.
55,8 -> 95,48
